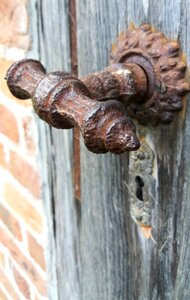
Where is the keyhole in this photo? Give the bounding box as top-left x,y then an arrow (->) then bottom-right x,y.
135,175 -> 144,201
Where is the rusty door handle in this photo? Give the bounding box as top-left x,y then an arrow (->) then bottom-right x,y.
5,24 -> 190,154
6,59 -> 142,153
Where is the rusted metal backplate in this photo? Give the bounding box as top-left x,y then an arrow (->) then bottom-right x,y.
127,138 -> 156,238
111,24 -> 190,125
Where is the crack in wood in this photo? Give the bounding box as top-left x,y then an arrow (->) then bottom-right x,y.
69,0 -> 81,202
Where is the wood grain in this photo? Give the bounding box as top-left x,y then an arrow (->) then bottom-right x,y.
28,0 -> 80,299
77,0 -> 190,299
29,0 -> 190,299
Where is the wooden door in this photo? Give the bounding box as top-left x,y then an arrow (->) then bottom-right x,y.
29,0 -> 190,299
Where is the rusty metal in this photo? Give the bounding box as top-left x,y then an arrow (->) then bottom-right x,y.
111,24 -> 190,125
82,63 -> 147,102
5,24 -> 190,153
6,59 -> 140,154
128,141 -> 155,229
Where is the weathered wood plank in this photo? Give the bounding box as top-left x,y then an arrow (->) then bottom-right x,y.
77,0 -> 190,299
28,0 -> 80,299
29,0 -> 190,299
77,1 -> 130,299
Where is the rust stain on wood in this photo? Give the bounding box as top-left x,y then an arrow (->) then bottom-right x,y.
69,0 -> 81,202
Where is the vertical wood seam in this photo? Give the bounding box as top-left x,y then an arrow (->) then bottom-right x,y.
69,0 -> 81,202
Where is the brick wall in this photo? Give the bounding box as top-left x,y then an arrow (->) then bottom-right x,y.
0,1 -> 48,299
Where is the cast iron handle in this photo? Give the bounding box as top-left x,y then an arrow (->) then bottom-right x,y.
6,59 -> 145,153
5,24 -> 190,154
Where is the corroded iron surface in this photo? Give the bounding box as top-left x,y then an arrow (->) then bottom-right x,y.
6,59 -> 140,154
111,24 -> 190,124
128,141 -> 155,228
5,24 -> 190,154
82,63 -> 147,102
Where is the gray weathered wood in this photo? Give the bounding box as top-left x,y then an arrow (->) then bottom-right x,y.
28,1 -> 80,299
28,0 -> 190,299
77,0 -> 190,300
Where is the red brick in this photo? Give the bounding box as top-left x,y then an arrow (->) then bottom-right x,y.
0,267 -> 20,300
0,203 -> 22,241
0,288 -> 8,300
5,150 -> 41,199
3,183 -> 43,233
0,143 -> 6,168
0,0 -> 29,50
0,251 -> 4,267
0,104 -> 19,143
13,266 -> 30,299
22,116 -> 37,155
0,226 -> 47,296
27,233 -> 46,270
34,295 -> 41,300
